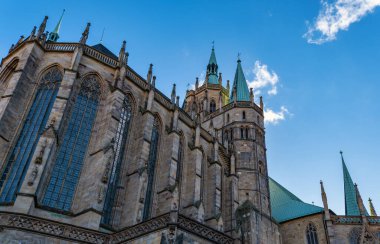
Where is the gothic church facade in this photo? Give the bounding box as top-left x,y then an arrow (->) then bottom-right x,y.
0,15 -> 379,244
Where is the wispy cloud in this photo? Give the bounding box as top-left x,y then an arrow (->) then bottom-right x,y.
305,0 -> 380,44
264,106 -> 290,125
248,61 -> 279,96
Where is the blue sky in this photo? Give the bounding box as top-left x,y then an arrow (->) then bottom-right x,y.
1,0 -> 379,215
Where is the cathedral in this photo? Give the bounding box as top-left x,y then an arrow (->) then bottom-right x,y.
0,15 -> 379,244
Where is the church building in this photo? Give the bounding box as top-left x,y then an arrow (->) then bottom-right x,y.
0,15 -> 379,244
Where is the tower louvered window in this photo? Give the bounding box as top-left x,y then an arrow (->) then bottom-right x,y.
142,118 -> 159,220
42,75 -> 100,211
306,223 -> 319,244
0,67 -> 62,203
101,97 -> 132,226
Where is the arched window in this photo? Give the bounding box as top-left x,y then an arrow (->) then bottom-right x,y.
143,118 -> 160,220
230,128 -> 233,140
245,128 -> 249,139
42,75 -> 100,211
0,67 -> 62,203
210,100 -> 216,113
101,97 -> 132,226
240,128 -> 244,139
258,161 -> 264,174
242,111 -> 246,120
306,223 -> 319,244
227,114 -> 230,123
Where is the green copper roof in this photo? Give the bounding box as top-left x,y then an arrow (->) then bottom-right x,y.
209,48 -> 217,65
48,9 -> 65,42
230,59 -> 250,102
341,152 -> 369,216
269,177 -> 323,223
206,47 -> 219,85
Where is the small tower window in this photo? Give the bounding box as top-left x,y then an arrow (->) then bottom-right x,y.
242,111 -> 246,120
210,100 -> 216,113
245,128 -> 249,139
230,128 -> 233,140
306,223 -> 319,244
227,114 -> 230,123
240,128 -> 244,139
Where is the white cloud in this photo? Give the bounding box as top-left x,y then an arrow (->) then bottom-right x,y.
248,61 -> 279,96
264,106 -> 289,125
305,0 -> 380,44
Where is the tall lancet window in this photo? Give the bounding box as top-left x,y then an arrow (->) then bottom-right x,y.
101,97 -> 132,226
0,67 -> 62,203
42,75 -> 100,211
306,223 -> 319,244
210,100 -> 216,113
142,118 -> 160,220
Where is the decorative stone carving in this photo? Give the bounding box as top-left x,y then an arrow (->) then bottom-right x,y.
35,141 -> 47,165
27,166 -> 38,186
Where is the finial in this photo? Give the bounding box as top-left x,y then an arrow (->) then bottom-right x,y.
186,83 -> 190,92
152,76 -> 156,88
340,150 -> 343,155
176,96 -> 180,107
80,22 -> 91,44
195,77 -> 199,89
48,9 -> 65,42
147,63 -> 153,84
260,96 -> 264,110
119,40 -> 127,65
100,28 -> 105,43
37,16 -> 48,39
237,52 -> 241,62
8,44 -> 15,53
16,35 -> 25,45
250,88 -> 254,103
212,40 -> 215,49
171,83 -> 176,103
28,26 -> 36,40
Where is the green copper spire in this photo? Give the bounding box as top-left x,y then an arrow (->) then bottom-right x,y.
48,9 -> 65,42
341,151 -> 369,216
230,57 -> 250,102
206,44 -> 219,85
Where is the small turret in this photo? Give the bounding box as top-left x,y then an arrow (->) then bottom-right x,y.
195,77 -> 199,90
118,40 -> 127,66
218,72 -> 222,85
260,96 -> 264,110
79,23 -> 91,44
28,26 -> 36,40
250,88 -> 254,104
320,180 -> 331,220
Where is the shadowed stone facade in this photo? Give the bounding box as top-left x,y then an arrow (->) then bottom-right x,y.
0,16 -> 379,244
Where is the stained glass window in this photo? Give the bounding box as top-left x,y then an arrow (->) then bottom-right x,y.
0,67 -> 62,203
176,138 -> 183,183
42,75 -> 100,211
142,118 -> 159,220
306,223 -> 319,244
101,97 -> 132,225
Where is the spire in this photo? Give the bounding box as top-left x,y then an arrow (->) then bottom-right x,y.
369,198 -> 377,216
230,57 -> 250,102
206,46 -> 219,84
341,151 -> 369,216
354,184 -> 367,218
118,40 -> 127,66
147,64 -> 153,84
80,23 -> 91,44
48,9 -> 65,42
320,180 -> 331,220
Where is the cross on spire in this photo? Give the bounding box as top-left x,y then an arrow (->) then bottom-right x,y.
212,41 -> 215,49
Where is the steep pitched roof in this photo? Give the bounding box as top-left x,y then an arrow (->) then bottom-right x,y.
91,44 -> 118,60
341,152 -> 369,216
269,177 -> 323,223
206,48 -> 219,85
230,59 -> 250,102
209,48 -> 217,65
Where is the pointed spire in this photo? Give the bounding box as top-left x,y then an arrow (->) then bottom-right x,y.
80,23 -> 91,44
340,151 -> 369,216
354,184 -> 366,217
230,57 -> 250,102
260,96 -> 264,110
151,75 -> 156,88
147,64 -> 153,84
195,77 -> 199,89
369,198 -> 377,216
37,16 -> 48,40
176,96 -> 180,107
250,88 -> 254,104
171,83 -> 176,103
206,46 -> 219,84
48,9 -> 65,42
